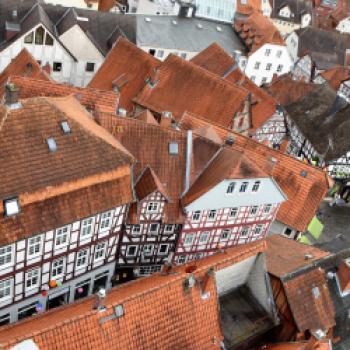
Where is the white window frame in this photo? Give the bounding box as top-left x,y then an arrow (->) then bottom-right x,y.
94,241 -> 107,261
146,202 -> 159,213
277,64 -> 283,72
51,257 -> 66,279
199,231 -> 210,244
220,229 -> 230,241
27,235 -> 43,258
192,211 -> 201,221
25,268 -> 40,290
229,208 -> 238,218
208,210 -> 217,221
159,244 -> 169,255
241,227 -> 250,237
164,224 -> 173,233
0,279 -> 12,301
126,245 -> 137,257
0,245 -> 13,268
265,48 -> 271,56
54,225 -> 70,248
254,224 -> 263,235
142,244 -> 154,256
178,255 -> 186,264
132,224 -> 141,235
149,223 -> 159,234
264,204 -> 272,213
250,206 -> 258,215
184,233 -> 195,246
80,217 -> 95,238
76,249 -> 89,270
99,210 -> 113,232
226,182 -> 236,194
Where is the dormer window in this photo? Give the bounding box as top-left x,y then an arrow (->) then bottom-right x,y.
226,182 -> 235,194
3,197 -> 20,216
252,181 -> 260,192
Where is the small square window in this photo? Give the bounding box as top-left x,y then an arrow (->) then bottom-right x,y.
149,223 -> 159,234
226,182 -> 235,194
241,227 -> 249,237
28,235 -> 42,257
132,225 -> 141,235
192,211 -> 201,221
265,49 -> 271,56
220,229 -> 230,240
127,245 -> 137,256
159,244 -> 169,254
164,225 -> 173,233
276,50 -> 282,58
184,233 -> 195,246
86,62 -> 95,72
53,62 -> 62,72
254,62 -> 260,69
252,181 -> 260,192
208,210 -> 217,220
266,63 -> 272,71
169,142 -> 179,155
4,198 -> 20,216
149,49 -> 156,56
199,232 -> 209,244
264,204 -> 272,213
142,244 -> 153,256
147,202 -> 159,213
94,242 -> 107,261
250,206 -> 258,215
100,210 -> 113,231
254,225 -> 263,235
277,64 -> 283,72
229,208 -> 238,217
157,50 -> 164,58
239,182 -> 248,192
81,217 -> 94,238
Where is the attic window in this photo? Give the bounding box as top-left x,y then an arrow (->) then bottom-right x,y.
4,197 -> 20,217
61,121 -> 71,134
169,142 -> 179,155
46,138 -> 57,152
77,16 -> 89,22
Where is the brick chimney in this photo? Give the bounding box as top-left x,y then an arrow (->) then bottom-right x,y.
5,84 -> 20,106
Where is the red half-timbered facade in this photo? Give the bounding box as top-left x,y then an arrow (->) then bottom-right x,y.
117,167 -> 179,276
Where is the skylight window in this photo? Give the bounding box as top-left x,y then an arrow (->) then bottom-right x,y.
46,138 -> 57,152
4,197 -> 20,216
61,121 -> 71,134
77,16 -> 89,22
169,142 -> 179,155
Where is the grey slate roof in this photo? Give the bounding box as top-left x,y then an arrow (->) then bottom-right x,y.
270,0 -> 313,24
135,15 -> 246,54
285,83 -> 350,162
295,27 -> 350,70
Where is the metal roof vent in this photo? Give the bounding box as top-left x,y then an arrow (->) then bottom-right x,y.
145,17 -> 152,22
61,121 -> 71,134
300,170 -> 308,177
216,26 -> 222,32
172,20 -> 178,25
47,138 -> 57,153
3,197 -> 20,217
169,142 -> 179,155
196,23 -> 203,29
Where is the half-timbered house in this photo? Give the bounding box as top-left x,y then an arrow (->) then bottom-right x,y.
0,93 -> 133,324
175,147 -> 286,264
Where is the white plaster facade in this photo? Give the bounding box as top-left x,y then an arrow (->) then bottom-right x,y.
244,44 -> 293,86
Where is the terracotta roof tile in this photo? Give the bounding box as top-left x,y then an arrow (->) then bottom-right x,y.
182,146 -> 268,207
234,10 -> 285,53
88,37 -> 160,111
320,66 -> 350,90
8,75 -> 119,114
0,240 -> 266,350
178,112 -> 329,231
265,74 -> 317,106
134,54 -> 249,128
283,268 -> 336,332
0,96 -> 133,244
190,43 -> 236,77
337,260 -> 350,292
191,44 -> 277,131
266,235 -> 331,278
134,109 -> 159,125
0,48 -> 50,96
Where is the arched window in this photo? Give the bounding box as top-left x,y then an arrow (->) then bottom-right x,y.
35,26 -> 44,45
226,182 -> 235,194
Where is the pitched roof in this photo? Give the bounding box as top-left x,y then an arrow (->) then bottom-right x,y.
234,10 -> 285,53
88,37 -> 160,111
0,96 -> 133,244
320,66 -> 350,90
178,112 -> 330,231
0,240 -> 266,350
265,74 -> 317,106
7,75 -> 119,114
270,0 -> 313,24
190,43 -> 236,77
182,146 -> 268,207
134,54 -> 249,128
283,267 -> 336,332
0,48 -> 50,96
284,83 -> 350,161
191,44 -> 277,131
266,235 -> 331,278
134,166 -> 170,201
134,109 -> 159,125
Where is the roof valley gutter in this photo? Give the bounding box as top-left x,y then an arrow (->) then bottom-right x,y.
185,130 -> 192,193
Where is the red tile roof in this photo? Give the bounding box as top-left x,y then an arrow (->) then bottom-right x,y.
182,146 -> 268,207
0,96 -> 133,244
134,54 -> 249,128
88,37 -> 160,111
191,44 -> 277,132
266,235 -> 331,278
320,66 -> 350,90
234,10 -> 285,53
190,43 -> 236,77
283,268 -> 336,332
134,109 -> 159,125
8,75 -> 119,114
0,48 -> 50,96
265,75 -> 317,106
337,260 -> 350,292
0,240 -> 266,350
178,112 -> 330,231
